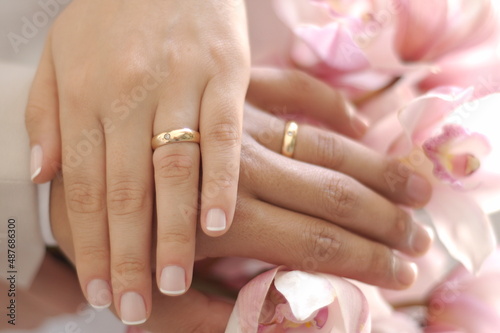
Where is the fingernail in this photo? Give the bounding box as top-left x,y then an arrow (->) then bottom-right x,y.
120,292 -> 147,325
406,174 -> 432,204
206,208 -> 226,232
30,145 -> 43,181
393,257 -> 417,287
160,266 -> 186,295
346,102 -> 369,136
410,225 -> 434,254
350,115 -> 369,136
87,279 -> 112,309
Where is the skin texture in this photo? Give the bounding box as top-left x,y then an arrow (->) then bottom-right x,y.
48,69 -> 433,330
25,0 -> 251,322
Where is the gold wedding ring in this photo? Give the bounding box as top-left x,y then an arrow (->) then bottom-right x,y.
151,128 -> 200,150
281,121 -> 298,158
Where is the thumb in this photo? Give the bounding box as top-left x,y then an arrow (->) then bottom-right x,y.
25,35 -> 61,183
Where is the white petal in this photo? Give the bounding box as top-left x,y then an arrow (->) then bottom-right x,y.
274,271 -> 335,321
426,185 -> 497,272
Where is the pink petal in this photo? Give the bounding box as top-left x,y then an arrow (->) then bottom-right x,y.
426,294 -> 500,333
425,0 -> 497,60
395,0 -> 448,61
398,86 -> 475,152
445,93 -> 500,213
419,41 -> 500,96
425,185 -> 496,272
320,274 -> 371,333
422,124 -> 491,186
294,23 -> 370,72
226,267 -> 281,333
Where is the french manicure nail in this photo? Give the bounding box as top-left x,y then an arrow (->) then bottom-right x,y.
160,266 -> 186,295
30,145 -> 42,181
206,208 -> 226,232
406,174 -> 432,204
86,279 -> 112,309
120,292 -> 147,325
393,257 -> 417,287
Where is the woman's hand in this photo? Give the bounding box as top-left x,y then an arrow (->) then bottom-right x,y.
50,68 -> 433,289
49,68 -> 433,331
25,0 -> 250,324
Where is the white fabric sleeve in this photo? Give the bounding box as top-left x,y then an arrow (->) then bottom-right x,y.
37,182 -> 58,247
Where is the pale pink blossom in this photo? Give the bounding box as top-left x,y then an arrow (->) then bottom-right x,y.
225,267 -> 370,333
419,39 -> 500,99
272,0 -> 408,93
272,0 -> 497,94
395,0 -> 496,62
364,88 -> 500,271
424,248 -> 500,332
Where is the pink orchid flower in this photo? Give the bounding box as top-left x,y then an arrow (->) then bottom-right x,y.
272,0 -> 497,94
424,248 -> 500,332
272,0 -> 407,93
225,267 -> 370,333
364,88 -> 500,272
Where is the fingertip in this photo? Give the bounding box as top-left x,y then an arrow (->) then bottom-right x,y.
30,144 -> 43,181
203,208 -> 234,237
406,173 -> 433,207
86,279 -> 113,309
349,114 -> 370,138
30,144 -> 62,183
410,224 -> 434,256
159,265 -> 188,296
393,257 -> 418,289
343,101 -> 369,138
120,291 -> 148,325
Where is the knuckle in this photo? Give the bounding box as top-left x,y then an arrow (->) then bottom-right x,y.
77,244 -> 108,263
204,120 -> 241,147
302,223 -> 343,266
113,256 -> 146,281
367,247 -> 393,280
321,176 -> 358,220
107,179 -> 148,216
383,159 -> 411,192
313,131 -> 345,169
285,70 -> 314,98
158,228 -> 193,247
25,102 -> 47,130
239,139 -> 265,188
391,209 -> 413,247
66,179 -> 104,214
153,152 -> 195,185
208,39 -> 249,70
